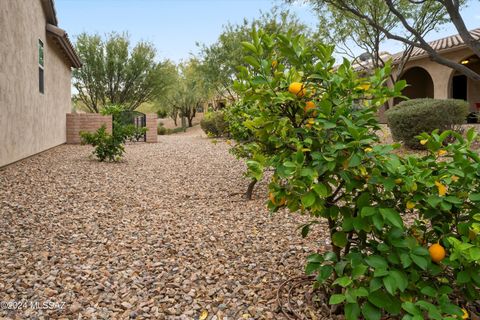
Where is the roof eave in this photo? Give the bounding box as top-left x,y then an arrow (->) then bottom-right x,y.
46,24 -> 82,68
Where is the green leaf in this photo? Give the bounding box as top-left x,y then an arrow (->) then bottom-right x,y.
345,303 -> 361,320
241,41 -> 257,54
379,208 -> 403,229
368,290 -> 387,308
301,224 -> 310,238
369,278 -> 382,292
307,253 -> 324,263
383,275 -> 398,295
329,294 -> 346,305
305,262 -> 319,275
365,255 -> 388,269
333,276 -> 353,287
470,193 -> 480,201
352,264 -> 368,279
243,56 -> 260,69
318,265 -> 334,282
362,302 -> 381,320
313,183 -> 328,197
426,196 -> 442,208
356,192 -> 370,208
390,270 -> 408,292
372,214 -> 384,230
361,207 -> 377,217
410,253 -> 428,270
301,191 -> 316,207
332,231 -> 348,248
349,154 -> 362,167
456,270 -> 470,284
420,286 -> 436,297
402,302 -> 421,316
412,247 -> 430,256
400,253 -> 412,268
251,75 -> 267,85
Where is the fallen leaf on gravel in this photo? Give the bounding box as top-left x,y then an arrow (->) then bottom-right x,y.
199,309 -> 208,320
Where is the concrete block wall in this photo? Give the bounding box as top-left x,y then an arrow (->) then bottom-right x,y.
145,113 -> 157,143
66,113 -> 112,144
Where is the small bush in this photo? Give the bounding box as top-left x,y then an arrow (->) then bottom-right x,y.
80,125 -> 125,162
157,123 -> 167,135
386,98 -> 468,149
123,125 -> 147,141
200,111 -> 228,137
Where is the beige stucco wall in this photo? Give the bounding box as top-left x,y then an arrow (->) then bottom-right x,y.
398,47 -> 480,111
0,0 -> 72,167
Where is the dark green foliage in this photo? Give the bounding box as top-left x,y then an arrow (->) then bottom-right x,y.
157,122 -> 185,135
157,109 -> 168,118
386,99 -> 468,149
80,125 -> 125,162
157,122 -> 167,135
200,111 -> 228,137
124,125 -> 148,142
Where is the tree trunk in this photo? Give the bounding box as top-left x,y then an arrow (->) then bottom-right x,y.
245,179 -> 257,200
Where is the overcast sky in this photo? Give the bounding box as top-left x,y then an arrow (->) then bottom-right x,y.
56,0 -> 480,63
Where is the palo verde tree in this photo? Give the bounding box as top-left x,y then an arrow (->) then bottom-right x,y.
294,0 -> 480,81
73,32 -> 176,112
168,59 -> 210,127
235,28 -> 480,319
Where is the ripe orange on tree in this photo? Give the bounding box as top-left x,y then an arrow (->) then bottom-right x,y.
429,243 -> 446,263
288,82 -> 305,97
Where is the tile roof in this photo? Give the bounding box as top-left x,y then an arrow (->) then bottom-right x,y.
47,24 -> 82,68
391,27 -> 480,62
40,0 -> 82,68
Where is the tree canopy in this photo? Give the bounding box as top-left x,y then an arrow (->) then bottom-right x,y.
73,32 -> 176,112
197,8 -> 312,103
291,0 -> 480,80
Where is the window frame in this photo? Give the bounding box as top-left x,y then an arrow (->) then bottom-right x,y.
38,39 -> 44,94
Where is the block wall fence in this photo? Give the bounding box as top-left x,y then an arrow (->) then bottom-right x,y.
66,113 -> 157,144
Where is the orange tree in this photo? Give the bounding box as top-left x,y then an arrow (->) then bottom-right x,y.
233,28 -> 480,319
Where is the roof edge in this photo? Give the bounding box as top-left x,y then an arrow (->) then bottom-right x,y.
46,24 -> 82,68
40,0 -> 58,26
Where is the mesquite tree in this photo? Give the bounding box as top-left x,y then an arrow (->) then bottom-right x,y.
73,32 -> 176,112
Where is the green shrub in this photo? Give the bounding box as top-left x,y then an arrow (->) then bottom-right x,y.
157,122 -> 167,135
167,127 -> 186,134
386,98 -> 468,149
80,125 -> 125,162
200,111 -> 228,137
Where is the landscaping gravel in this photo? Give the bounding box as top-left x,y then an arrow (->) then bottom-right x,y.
0,126 -> 328,319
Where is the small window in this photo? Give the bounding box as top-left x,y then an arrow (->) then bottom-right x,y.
38,40 -> 44,94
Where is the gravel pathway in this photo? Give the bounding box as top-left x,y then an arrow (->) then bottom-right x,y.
0,126 -> 326,319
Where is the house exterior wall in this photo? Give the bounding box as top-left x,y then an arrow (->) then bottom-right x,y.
398,48 -> 480,111
0,0 -> 72,167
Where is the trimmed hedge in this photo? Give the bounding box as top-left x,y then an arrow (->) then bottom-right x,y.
200,111 -> 228,137
386,98 -> 468,149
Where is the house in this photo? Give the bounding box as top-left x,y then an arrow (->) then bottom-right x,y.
0,0 -> 81,167
391,28 -> 480,112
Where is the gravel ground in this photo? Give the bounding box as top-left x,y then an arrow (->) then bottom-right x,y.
0,126 -> 327,320
158,113 -> 204,130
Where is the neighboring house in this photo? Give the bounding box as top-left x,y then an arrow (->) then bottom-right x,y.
392,28 -> 480,112
0,0 -> 81,167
